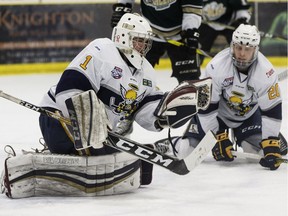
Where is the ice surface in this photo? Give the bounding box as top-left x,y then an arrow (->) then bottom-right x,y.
0,68 -> 287,216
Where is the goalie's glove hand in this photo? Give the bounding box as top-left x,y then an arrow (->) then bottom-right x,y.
231,17 -> 248,28
111,3 -> 132,27
181,28 -> 200,54
259,137 -> 282,170
212,130 -> 234,161
154,78 -> 212,129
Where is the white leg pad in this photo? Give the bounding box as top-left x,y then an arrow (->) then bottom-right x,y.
1,152 -> 140,198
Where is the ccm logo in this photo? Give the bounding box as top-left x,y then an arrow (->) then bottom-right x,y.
175,60 -> 195,66
116,140 -> 173,167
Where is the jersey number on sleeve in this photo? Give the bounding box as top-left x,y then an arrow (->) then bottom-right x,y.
268,83 -> 280,100
80,55 -> 92,70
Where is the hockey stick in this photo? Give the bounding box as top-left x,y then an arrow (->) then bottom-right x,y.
231,151 -> 288,164
202,21 -> 287,41
166,39 -> 214,58
0,90 -> 217,175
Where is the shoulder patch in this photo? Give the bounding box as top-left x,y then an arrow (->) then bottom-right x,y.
111,66 -> 123,79
143,79 -> 152,87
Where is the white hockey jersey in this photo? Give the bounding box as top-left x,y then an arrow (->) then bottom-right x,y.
199,48 -> 282,139
40,38 -> 163,132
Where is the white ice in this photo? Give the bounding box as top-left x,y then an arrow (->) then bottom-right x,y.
0,68 -> 287,216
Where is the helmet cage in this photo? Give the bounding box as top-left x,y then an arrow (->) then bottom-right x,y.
129,31 -> 153,56
230,24 -> 260,70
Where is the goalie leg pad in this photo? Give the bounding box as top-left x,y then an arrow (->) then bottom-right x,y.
1,152 -> 141,198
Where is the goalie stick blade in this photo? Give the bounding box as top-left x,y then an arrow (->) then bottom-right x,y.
182,130 -> 217,171
106,130 -> 216,175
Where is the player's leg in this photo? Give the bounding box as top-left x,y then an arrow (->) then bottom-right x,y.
198,24 -> 219,65
154,115 -> 205,159
145,40 -> 166,67
167,43 -> 200,83
39,109 -> 78,155
233,110 -> 262,155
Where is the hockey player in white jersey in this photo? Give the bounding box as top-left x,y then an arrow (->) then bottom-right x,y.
1,13 -> 212,198
155,24 -> 285,170
39,13 -> 162,155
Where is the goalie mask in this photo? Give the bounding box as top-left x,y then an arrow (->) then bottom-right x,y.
230,24 -> 260,70
112,13 -> 153,69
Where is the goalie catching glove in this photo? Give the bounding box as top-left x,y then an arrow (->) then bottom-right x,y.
154,77 -> 212,129
65,90 -> 111,150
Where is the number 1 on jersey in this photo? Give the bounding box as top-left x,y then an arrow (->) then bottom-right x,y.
80,55 -> 92,70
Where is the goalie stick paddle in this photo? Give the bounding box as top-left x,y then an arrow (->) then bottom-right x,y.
107,130 -> 216,175
0,90 -> 217,175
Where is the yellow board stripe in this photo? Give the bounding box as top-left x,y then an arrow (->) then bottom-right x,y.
0,57 -> 287,75
0,62 -> 69,75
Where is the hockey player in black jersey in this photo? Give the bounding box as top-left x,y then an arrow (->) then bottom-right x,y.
199,0 -> 251,64
111,0 -> 203,83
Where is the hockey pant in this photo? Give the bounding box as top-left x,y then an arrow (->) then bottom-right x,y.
185,110 -> 263,154
198,24 -> 233,65
146,40 -> 200,83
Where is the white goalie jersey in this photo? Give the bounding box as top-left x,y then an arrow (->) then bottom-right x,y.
40,38 -> 163,132
199,48 -> 282,140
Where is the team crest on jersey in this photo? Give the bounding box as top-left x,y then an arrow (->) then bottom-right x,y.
111,66 -> 123,79
112,84 -> 146,118
143,0 -> 176,10
223,90 -> 253,116
222,77 -> 234,87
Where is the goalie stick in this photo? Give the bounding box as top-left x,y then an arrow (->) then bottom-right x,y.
0,90 -> 217,175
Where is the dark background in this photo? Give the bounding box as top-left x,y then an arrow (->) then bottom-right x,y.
0,3 -> 286,65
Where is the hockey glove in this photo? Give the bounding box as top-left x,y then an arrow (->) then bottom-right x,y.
154,78 -> 212,129
111,3 -> 132,27
259,137 -> 282,170
181,28 -> 200,54
231,18 -> 248,28
212,130 -> 234,161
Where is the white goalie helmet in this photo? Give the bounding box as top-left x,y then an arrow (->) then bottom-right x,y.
230,24 -> 261,70
112,13 -> 153,69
